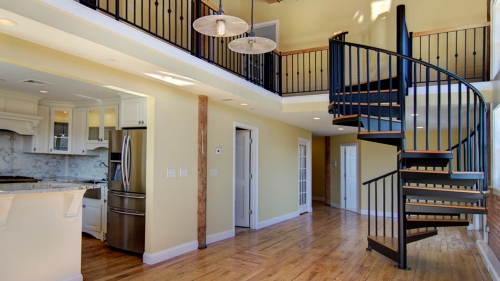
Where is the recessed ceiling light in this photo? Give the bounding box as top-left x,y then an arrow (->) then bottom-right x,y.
39,90 -> 48,94
411,113 -> 419,116
313,117 -> 320,120
417,126 -> 424,129
144,73 -> 195,86
0,19 -> 17,27
338,128 -> 344,131
63,111 -> 68,114
240,103 -> 248,106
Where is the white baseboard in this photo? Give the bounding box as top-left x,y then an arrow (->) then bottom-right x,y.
143,240 -> 198,265
59,274 -> 83,281
312,197 -> 325,201
257,211 -> 299,230
207,229 -> 234,244
330,203 -> 341,209
359,209 -> 398,218
477,240 -> 500,281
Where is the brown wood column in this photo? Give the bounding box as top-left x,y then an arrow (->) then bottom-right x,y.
198,95 -> 208,249
324,136 -> 331,206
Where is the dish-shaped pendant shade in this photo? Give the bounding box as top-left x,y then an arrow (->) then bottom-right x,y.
193,14 -> 248,37
228,36 -> 277,54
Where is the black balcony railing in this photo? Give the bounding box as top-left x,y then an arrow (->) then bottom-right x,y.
77,1 -> 489,96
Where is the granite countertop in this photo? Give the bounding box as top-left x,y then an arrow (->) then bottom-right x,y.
0,181 -> 106,195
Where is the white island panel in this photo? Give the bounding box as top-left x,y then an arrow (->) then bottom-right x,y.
0,188 -> 89,281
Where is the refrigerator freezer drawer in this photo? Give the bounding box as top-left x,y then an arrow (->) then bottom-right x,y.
106,208 -> 145,253
108,190 -> 146,212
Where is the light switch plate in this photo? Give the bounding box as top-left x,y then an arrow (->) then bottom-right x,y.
215,147 -> 221,155
167,168 -> 176,177
180,168 -> 188,177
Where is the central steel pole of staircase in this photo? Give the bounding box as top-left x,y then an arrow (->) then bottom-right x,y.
396,4 -> 410,270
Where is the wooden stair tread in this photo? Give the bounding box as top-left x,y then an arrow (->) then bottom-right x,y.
406,202 -> 487,211
407,230 -> 437,237
406,218 -> 469,223
336,89 -> 395,95
398,150 -> 453,155
329,102 -> 400,107
332,114 -> 402,123
367,236 -> 398,252
403,186 -> 486,194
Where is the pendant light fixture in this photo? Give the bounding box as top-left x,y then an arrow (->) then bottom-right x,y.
228,0 -> 277,54
193,0 -> 248,37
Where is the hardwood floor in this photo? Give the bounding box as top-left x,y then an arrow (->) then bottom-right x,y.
82,201 -> 491,280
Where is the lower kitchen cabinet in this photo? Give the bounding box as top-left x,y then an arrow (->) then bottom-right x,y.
82,198 -> 105,240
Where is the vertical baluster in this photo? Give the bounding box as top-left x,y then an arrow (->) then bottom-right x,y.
366,50 -> 371,131
458,80 -> 462,171
168,0 -> 171,41
482,27 -> 487,81
383,178 -> 386,237
414,61 -> 417,149
367,183 -> 371,241
375,181 -> 378,236
391,174 -> 394,238
425,67 -> 430,150
474,92 -> 478,171
349,46 -> 353,111
436,33 -> 440,68
389,56 -> 393,131
464,30 -> 467,78
473,27 -> 477,79
308,52 -> 311,92
446,32 -> 449,71
437,72 -> 441,150
377,52 -> 381,130
455,31 -> 458,76
448,77 -> 453,172
320,51 -> 324,91
357,47 -> 361,133
466,83 -> 471,171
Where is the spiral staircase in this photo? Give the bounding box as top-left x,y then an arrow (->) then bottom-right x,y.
328,5 -> 489,269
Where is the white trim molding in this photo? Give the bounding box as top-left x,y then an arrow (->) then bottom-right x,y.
143,240 -> 198,265
330,203 -> 341,209
60,274 -> 83,281
257,211 -> 299,230
207,229 -> 235,245
477,240 -> 500,281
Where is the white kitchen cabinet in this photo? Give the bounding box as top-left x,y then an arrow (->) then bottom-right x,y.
72,108 -> 99,155
48,107 -> 72,154
87,105 -> 118,149
82,197 -> 104,240
23,105 -> 49,153
120,98 -> 147,128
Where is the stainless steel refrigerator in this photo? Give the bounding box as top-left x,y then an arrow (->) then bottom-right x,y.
107,129 -> 147,253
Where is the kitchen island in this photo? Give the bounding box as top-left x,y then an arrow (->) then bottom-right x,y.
0,181 -> 103,281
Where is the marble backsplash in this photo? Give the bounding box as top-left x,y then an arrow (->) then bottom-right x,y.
0,132 -> 108,181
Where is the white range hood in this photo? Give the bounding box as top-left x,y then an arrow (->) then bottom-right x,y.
0,111 -> 43,135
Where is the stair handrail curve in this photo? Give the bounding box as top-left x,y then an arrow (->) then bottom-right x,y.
362,169 -> 398,185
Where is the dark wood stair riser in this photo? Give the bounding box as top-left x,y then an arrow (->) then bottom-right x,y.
403,186 -> 489,202
406,219 -> 469,230
407,230 -> 438,244
357,132 -> 405,146
401,170 -> 484,186
332,116 -> 402,132
406,203 -> 487,215
332,105 -> 400,119
348,77 -> 399,93
331,90 -> 399,104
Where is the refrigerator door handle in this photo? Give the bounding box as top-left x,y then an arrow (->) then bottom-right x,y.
123,134 -> 131,191
108,208 -> 145,217
125,135 -> 132,188
108,192 -> 145,199
121,134 -> 127,189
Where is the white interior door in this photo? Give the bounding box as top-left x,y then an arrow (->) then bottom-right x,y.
235,130 -> 250,227
299,143 -> 308,213
341,145 -> 358,212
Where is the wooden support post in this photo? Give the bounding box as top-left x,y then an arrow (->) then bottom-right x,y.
198,95 -> 208,249
325,136 -> 331,206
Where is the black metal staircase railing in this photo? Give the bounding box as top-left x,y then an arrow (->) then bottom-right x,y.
329,4 -> 488,270
77,1 -> 489,97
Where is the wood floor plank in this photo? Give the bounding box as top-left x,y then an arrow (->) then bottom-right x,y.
81,202 -> 491,280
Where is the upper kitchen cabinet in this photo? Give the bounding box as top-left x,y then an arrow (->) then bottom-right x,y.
87,106 -> 118,149
48,108 -> 72,154
120,98 -> 147,128
73,107 -> 99,155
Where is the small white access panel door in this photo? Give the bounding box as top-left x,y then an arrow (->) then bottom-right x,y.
235,130 -> 250,227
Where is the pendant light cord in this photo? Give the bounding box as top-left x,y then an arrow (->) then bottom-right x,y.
218,0 -> 223,15
249,0 -> 255,37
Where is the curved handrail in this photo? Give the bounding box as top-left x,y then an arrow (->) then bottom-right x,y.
329,38 -> 487,105
362,170 -> 397,185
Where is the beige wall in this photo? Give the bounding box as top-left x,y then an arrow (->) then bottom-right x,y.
0,33 -> 312,255
312,136 -> 325,200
